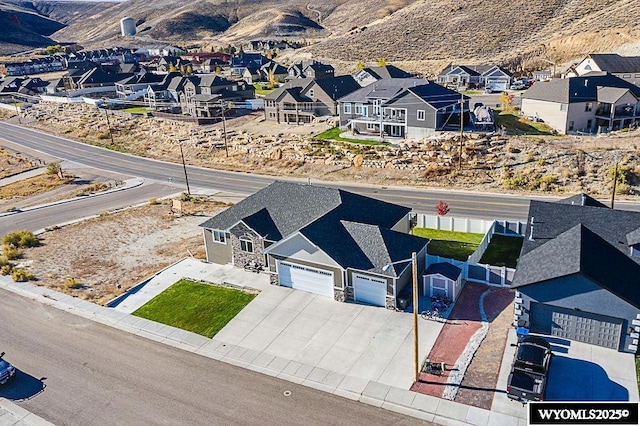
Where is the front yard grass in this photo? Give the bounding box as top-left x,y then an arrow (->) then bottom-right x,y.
479,234 -> 523,268
494,110 -> 555,135
253,83 -> 275,96
121,107 -> 153,114
132,279 -> 256,338
412,228 -> 483,261
314,127 -> 386,145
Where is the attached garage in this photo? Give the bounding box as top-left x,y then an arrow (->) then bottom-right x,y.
353,273 -> 387,307
277,261 -> 334,298
530,303 -> 622,350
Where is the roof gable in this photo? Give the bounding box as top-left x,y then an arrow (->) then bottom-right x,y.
310,75 -> 361,100
425,262 -> 462,280
589,54 -> 640,73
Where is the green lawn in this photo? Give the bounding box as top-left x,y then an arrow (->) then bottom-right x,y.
314,127 -> 386,145
132,279 -> 256,337
412,228 -> 483,261
121,107 -> 152,114
494,110 -> 555,135
479,234 -> 523,268
253,83 -> 276,96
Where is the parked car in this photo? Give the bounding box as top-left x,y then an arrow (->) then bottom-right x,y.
506,336 -> 552,403
510,82 -> 526,90
0,352 -> 16,385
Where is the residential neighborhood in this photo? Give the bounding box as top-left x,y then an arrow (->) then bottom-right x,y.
1,9 -> 640,425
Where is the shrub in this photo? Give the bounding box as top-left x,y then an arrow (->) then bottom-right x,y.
180,192 -> 192,202
2,230 -> 39,248
0,264 -> 13,275
64,277 -> 83,289
0,255 -> 9,267
46,162 -> 61,175
616,183 -> 633,195
149,198 -> 159,205
2,245 -> 21,260
12,269 -> 34,282
609,165 -> 631,184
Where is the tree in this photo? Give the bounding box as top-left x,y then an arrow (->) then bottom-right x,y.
436,201 -> 450,216
499,92 -> 514,111
268,69 -> 276,88
356,61 -> 365,70
377,58 -> 387,67
168,63 -> 178,73
185,65 -> 193,75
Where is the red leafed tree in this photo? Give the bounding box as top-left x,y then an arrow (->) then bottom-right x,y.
436,201 -> 450,216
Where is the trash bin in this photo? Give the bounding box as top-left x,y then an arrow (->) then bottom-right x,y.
397,286 -> 412,310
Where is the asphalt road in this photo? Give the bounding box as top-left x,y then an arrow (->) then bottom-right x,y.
0,289 -> 425,426
1,121 -> 639,224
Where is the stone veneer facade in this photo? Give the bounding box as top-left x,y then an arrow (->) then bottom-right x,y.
229,222 -> 264,268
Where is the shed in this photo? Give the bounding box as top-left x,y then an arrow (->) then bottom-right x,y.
423,263 -> 463,301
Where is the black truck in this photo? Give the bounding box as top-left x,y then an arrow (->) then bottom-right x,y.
506,336 -> 552,403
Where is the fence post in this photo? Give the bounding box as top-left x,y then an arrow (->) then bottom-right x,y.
501,266 -> 506,287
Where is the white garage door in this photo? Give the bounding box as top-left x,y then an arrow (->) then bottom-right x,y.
277,261 -> 334,298
353,274 -> 387,307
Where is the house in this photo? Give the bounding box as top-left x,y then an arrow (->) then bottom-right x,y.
437,64 -> 513,90
115,72 -> 177,99
338,78 -> 469,140
521,73 -> 640,134
568,54 -> 640,86
179,74 -> 255,117
512,194 -> 640,353
353,65 -> 414,87
263,75 -> 361,124
423,263 -> 463,302
258,61 -> 288,83
287,60 -> 335,80
230,53 -> 268,75
199,181 -> 428,309
73,68 -> 134,90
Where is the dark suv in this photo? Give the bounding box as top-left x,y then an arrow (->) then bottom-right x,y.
0,352 -> 16,385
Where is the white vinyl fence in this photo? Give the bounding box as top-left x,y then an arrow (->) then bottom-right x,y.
426,254 -> 516,287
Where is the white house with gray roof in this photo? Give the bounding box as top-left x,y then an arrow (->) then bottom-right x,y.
199,181 -> 429,309
521,73 -> 640,134
568,54 -> 640,87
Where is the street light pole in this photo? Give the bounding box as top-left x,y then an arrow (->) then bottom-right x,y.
384,252 -> 420,383
411,251 -> 419,383
221,100 -> 229,157
179,143 -> 191,196
102,104 -> 114,146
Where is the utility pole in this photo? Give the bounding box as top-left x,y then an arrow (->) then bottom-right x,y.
610,150 -> 618,209
221,100 -> 229,157
458,92 -> 464,170
13,97 -> 21,124
179,143 -> 191,196
102,105 -> 114,146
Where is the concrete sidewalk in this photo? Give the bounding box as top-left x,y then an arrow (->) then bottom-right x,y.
0,398 -> 53,426
0,262 -> 527,426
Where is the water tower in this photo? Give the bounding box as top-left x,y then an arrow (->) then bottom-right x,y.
120,17 -> 136,37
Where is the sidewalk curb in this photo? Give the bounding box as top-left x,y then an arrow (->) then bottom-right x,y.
0,278 -> 526,426
0,398 -> 54,426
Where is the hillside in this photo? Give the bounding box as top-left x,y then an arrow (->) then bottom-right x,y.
1,0 -> 639,72
0,1 -> 65,53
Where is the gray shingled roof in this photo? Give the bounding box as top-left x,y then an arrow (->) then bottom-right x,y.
523,73 -> 640,104
627,227 -> 640,247
199,181 -> 411,243
425,262 -> 462,280
362,65 -> 414,80
264,79 -> 313,101
589,54 -> 640,73
513,224 -> 640,308
388,84 -> 466,110
338,78 -> 429,103
313,75 -> 361,101
557,193 -> 608,208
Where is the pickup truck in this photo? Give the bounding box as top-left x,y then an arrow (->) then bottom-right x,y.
0,352 -> 16,385
506,336 -> 552,403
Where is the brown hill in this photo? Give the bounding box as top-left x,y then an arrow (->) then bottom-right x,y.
1,0 -> 639,73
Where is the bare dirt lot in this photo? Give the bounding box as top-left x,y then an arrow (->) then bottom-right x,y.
19,198 -> 229,305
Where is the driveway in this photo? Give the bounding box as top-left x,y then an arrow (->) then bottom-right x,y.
213,285 -> 446,389
492,330 -> 639,419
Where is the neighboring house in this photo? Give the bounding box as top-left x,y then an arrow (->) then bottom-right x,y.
532,69 -> 552,81
199,181 -> 428,309
568,54 -> 640,87
521,73 -> 640,134
179,74 -> 255,117
258,61 -> 288,83
353,65 -> 414,87
287,60 -> 335,80
115,72 -> 176,99
72,68 -> 134,90
263,75 -> 361,124
241,65 -> 261,84
338,78 -> 468,140
437,64 -> 513,90
147,45 -> 185,57
512,194 -> 640,353
230,53 -> 267,75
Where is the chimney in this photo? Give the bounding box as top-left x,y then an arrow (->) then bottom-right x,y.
528,216 -> 535,241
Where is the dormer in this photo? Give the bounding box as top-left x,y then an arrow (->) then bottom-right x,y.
626,227 -> 640,257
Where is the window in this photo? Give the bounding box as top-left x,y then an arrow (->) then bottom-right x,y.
373,99 -> 381,115
212,230 -> 226,244
343,103 -> 351,114
308,89 -> 314,97
623,74 -> 631,78
417,110 -> 425,121
366,123 -> 376,130
355,104 -> 363,114
240,238 -> 254,253
560,103 -> 567,111
585,102 -> 593,112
